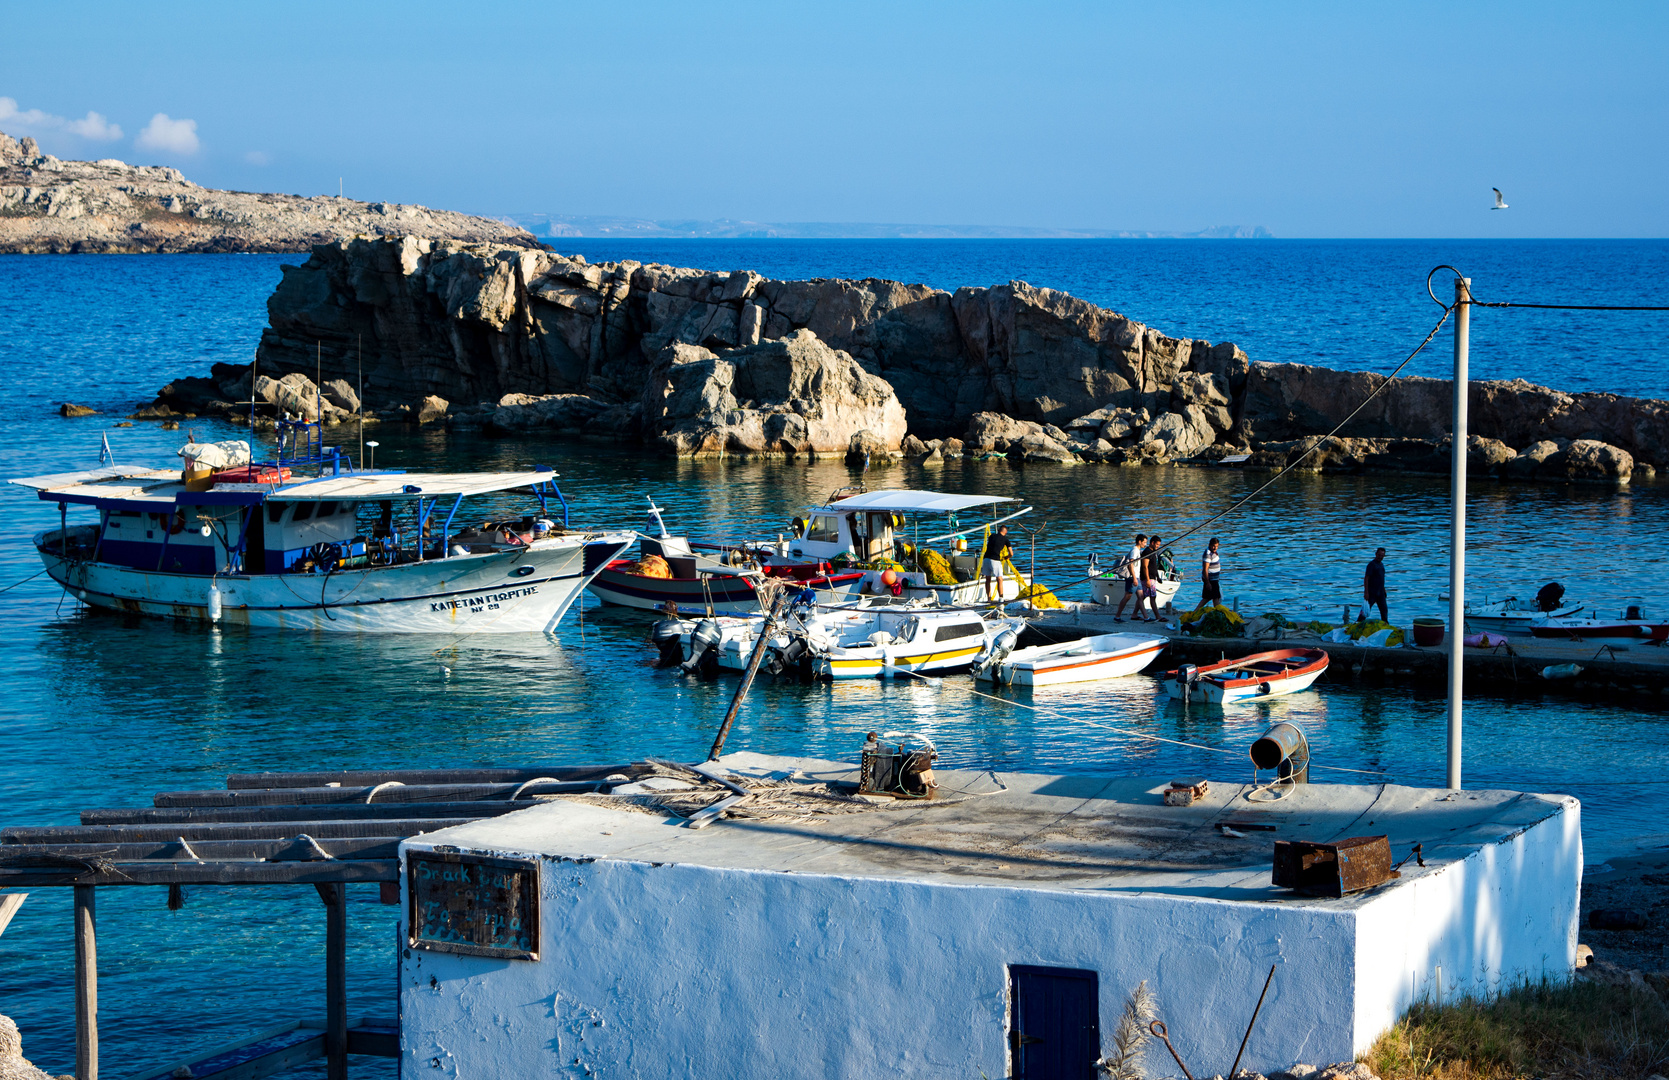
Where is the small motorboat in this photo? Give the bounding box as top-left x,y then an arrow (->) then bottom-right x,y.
1529,605 -> 1669,640
1457,593 -> 1582,631
1163,648 -> 1329,704
975,632 -> 1166,687
1085,551 -> 1184,613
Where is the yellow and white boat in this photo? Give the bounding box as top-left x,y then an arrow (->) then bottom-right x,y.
800,603 -> 1027,680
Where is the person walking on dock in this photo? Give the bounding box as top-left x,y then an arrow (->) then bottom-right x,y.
1201,537 -> 1222,607
1113,533 -> 1147,622
1139,535 -> 1165,622
982,525 -> 1013,603
1363,547 -> 1389,622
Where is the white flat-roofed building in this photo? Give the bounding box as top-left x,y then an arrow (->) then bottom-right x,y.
397,752 -> 1579,1080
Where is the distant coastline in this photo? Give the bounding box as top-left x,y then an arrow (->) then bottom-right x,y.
515,214 -> 1273,240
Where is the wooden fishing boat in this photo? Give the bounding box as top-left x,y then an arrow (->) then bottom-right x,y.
975,632 -> 1166,687
1163,648 -> 1328,704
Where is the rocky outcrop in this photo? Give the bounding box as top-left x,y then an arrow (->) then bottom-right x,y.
248,236 -> 1230,442
639,330 -> 906,457
0,130 -> 538,254
129,232 -> 1663,478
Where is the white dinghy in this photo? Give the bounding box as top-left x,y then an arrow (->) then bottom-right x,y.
976,631 -> 1167,687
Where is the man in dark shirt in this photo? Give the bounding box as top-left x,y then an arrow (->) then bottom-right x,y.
1363,547 -> 1388,622
982,526 -> 1012,602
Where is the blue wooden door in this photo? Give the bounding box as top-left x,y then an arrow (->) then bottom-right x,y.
1010,965 -> 1101,1080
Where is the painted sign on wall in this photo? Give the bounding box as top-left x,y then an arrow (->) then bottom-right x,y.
408,851 -> 539,960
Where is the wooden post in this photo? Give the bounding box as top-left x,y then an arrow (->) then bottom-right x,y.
707,591 -> 787,761
75,885 -> 97,1080
315,883 -> 347,1080
0,892 -> 26,938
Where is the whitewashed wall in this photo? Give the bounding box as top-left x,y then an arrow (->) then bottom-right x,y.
1350,795 -> 1582,1053
399,800 -> 1578,1079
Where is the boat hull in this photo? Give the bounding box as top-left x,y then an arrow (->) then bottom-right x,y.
979,633 -> 1166,686
1163,648 -> 1329,703
1089,575 -> 1183,611
588,562 -> 863,614
38,532 -> 633,633
1530,620 -> 1669,640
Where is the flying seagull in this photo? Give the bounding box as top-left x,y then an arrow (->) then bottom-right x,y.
1491,187 -> 1509,210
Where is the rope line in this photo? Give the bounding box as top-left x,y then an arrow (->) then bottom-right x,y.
889,665 -> 1389,776
1427,268 -> 1669,312
0,568 -> 49,593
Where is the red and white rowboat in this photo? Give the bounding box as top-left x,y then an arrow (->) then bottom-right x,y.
1529,608 -> 1669,640
1164,648 -> 1329,703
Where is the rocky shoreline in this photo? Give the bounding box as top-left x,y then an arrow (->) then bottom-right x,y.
0,130 -> 536,254
109,234 -> 1659,484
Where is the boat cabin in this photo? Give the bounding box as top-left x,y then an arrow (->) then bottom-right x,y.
781,489 -> 1029,569
15,464 -> 576,579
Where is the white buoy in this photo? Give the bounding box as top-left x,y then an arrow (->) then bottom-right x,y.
207,583 -> 222,623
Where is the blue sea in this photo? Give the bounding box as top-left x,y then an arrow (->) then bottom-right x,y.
1,240 -> 1667,1077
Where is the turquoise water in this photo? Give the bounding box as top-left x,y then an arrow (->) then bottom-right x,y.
2,245 -> 1668,1077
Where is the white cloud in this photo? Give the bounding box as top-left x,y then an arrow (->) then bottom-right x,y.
0,96 -> 120,140
244,150 -> 270,166
65,111 -> 122,140
136,113 -> 199,155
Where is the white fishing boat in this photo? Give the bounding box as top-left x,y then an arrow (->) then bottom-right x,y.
1085,551 -> 1184,613
769,488 -> 1038,606
800,603 -> 1028,679
1458,594 -> 1583,631
668,599 -> 1025,680
976,631 -> 1167,687
13,449 -> 632,633
1163,648 -> 1329,704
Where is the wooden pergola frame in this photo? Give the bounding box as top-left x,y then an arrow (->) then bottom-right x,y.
0,763 -> 644,1080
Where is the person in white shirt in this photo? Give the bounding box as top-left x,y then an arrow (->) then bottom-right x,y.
1200,537 -> 1222,607
1113,533 -> 1146,623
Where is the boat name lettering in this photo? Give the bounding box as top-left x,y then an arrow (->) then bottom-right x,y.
430,585 -> 539,612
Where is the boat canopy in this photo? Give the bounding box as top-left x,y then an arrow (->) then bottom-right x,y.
265,470 -> 559,502
9,466 -> 175,493
805,490 -> 1016,514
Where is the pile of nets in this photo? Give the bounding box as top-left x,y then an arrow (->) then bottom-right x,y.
1348,619 -> 1405,646
915,547 -> 959,585
1179,603 -> 1244,637
622,554 -> 671,578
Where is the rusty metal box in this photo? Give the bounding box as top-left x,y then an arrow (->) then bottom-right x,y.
1271,835 -> 1399,897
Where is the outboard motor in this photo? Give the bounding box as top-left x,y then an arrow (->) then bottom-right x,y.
681,618 -> 723,680
650,618 -> 686,668
1175,663 -> 1198,699
973,625 -> 1020,679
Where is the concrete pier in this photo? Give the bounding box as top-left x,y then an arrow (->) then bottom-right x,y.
1023,607 -> 1669,701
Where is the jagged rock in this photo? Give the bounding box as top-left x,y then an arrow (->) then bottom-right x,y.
1140,408 -> 1215,459
1542,439 -> 1632,483
1503,439 -> 1563,480
0,128 -> 537,254
322,379 -> 360,413
940,437 -> 964,457
1194,341 -> 1251,399
964,412 -> 1039,451
482,393 -> 613,434
641,329 -> 906,458
1015,432 -> 1077,462
901,434 -> 932,457
847,429 -> 893,463
1098,407 -> 1150,442
1363,439 -> 1450,475
1468,435 -> 1517,471
1172,371 -> 1232,407
59,402 -> 96,417
416,395 -> 449,425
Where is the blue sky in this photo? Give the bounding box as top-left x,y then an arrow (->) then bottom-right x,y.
4,1 -> 1665,237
